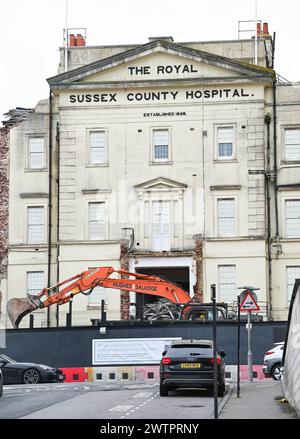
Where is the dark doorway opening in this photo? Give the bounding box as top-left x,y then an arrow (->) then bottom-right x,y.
135,266 -> 190,319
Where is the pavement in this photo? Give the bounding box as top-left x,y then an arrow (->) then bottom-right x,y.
220,380 -> 299,419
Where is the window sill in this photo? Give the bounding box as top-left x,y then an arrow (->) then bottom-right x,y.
150,161 -> 173,166
281,237 -> 300,241
85,163 -> 109,168
280,161 -> 300,166
24,168 -> 48,172
213,159 -> 237,164
26,242 -> 48,246
216,235 -> 238,239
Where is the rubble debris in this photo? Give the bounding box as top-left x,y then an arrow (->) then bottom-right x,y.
1,107 -> 34,129
143,300 -> 180,321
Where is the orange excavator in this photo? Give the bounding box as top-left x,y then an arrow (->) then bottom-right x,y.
6,266 -> 193,328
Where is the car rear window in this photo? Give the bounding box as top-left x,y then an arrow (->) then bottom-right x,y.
171,344 -> 212,349
168,345 -> 212,356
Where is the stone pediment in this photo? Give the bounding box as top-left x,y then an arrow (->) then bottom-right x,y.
135,177 -> 187,191
48,39 -> 274,89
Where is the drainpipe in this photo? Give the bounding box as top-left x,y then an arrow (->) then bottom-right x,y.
270,67 -> 279,322
271,33 -> 279,241
47,90 -> 53,327
265,113 -> 272,320
56,121 -> 60,327
273,80 -> 279,241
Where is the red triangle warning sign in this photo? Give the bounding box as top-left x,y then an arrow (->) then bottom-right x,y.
240,291 -> 260,312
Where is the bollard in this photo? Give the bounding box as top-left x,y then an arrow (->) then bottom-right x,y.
101,299 -> 106,323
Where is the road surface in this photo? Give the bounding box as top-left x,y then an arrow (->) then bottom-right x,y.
0,382 -> 225,419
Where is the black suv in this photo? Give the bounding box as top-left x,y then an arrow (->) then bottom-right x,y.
160,339 -> 226,397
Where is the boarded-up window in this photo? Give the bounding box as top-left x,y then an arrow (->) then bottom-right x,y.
89,131 -> 106,164
88,286 -> 107,306
28,137 -> 45,169
285,200 -> 300,237
284,129 -> 300,161
218,265 -> 236,302
88,202 -> 106,240
27,206 -> 44,243
217,198 -> 235,236
152,201 -> 171,251
26,271 -> 44,295
286,266 -> 300,303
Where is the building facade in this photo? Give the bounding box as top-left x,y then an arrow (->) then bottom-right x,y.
3,33 -> 300,327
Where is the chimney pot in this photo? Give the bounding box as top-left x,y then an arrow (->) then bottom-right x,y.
76,34 -> 86,46
69,34 -> 77,46
257,22 -> 261,35
263,22 -> 269,35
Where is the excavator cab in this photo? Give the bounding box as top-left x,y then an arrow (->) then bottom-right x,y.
180,303 -> 228,322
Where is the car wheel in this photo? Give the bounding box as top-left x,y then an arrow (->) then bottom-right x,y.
159,384 -> 169,397
218,383 -> 225,397
22,368 -> 41,384
271,364 -> 282,381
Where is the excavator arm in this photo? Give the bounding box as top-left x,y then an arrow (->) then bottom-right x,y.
7,266 -> 192,328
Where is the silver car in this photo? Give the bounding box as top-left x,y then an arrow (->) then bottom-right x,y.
0,369 -> 3,397
262,342 -> 284,380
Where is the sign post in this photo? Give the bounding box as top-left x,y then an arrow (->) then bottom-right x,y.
237,294 -> 241,397
211,284 -> 218,420
239,287 -> 260,383
247,311 -> 253,382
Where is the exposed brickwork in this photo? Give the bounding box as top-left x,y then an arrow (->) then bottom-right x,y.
120,240 -> 130,320
0,128 -> 9,282
193,238 -> 203,302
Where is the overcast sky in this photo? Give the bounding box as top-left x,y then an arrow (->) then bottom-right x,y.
1,0 -> 299,124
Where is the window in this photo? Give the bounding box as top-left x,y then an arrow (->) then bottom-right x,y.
285,200 -> 300,237
217,126 -> 234,160
26,271 -> 44,295
286,266 -> 300,303
284,128 -> 300,161
88,285 -> 106,307
27,206 -> 45,243
152,129 -> 169,162
89,131 -> 106,164
218,265 -> 236,302
28,137 -> 45,169
88,202 -> 106,240
152,200 -> 171,251
217,198 -> 235,236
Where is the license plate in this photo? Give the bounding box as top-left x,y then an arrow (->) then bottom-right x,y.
58,375 -> 64,380
180,363 -> 201,369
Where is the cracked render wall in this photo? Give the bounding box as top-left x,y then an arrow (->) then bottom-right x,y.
0,128 -> 9,284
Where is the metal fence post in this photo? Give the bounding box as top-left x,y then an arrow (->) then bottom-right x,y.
247,311 -> 253,382
101,299 -> 106,323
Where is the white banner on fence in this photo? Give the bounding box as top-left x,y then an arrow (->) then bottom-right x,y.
92,337 -> 181,365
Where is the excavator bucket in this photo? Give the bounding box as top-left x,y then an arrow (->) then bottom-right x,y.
7,296 -> 39,328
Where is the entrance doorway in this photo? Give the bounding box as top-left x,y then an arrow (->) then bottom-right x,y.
135,266 -> 190,319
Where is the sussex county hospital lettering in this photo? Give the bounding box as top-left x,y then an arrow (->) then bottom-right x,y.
68,87 -> 256,105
